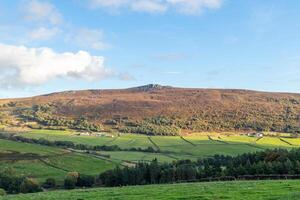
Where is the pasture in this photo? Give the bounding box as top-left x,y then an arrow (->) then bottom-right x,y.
16,129 -> 300,162
0,139 -> 115,182
3,180 -> 300,200
2,129 -> 300,182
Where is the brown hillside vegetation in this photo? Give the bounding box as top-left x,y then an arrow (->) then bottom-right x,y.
2,84 -> 300,133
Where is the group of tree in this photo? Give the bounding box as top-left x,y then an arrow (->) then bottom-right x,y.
118,113 -> 300,136
171,110 -> 300,134
120,122 -> 181,136
19,104 -> 102,132
97,148 -> 300,187
64,172 -> 95,189
0,168 -> 96,195
0,169 -> 41,194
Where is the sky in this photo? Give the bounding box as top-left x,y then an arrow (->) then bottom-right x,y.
0,0 -> 300,98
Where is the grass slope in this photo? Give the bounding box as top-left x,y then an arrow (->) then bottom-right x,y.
3,180 -> 300,200
0,139 -> 116,182
3,129 -> 300,182
16,130 -> 300,162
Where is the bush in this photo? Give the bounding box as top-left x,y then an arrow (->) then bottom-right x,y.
64,177 -> 76,190
64,172 -> 79,190
42,178 -> 56,189
77,175 -> 95,187
0,188 -> 6,196
20,178 -> 42,193
0,168 -> 24,194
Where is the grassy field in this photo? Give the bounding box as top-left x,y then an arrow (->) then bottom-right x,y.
3,180 -> 300,200
0,139 -> 64,156
2,129 -> 300,182
0,139 -> 116,182
15,130 -> 300,161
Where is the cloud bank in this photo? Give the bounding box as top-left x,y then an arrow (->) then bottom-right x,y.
0,43 -> 112,88
89,0 -> 223,14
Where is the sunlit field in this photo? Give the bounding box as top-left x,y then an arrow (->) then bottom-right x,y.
3,180 -> 300,200
2,129 -> 300,183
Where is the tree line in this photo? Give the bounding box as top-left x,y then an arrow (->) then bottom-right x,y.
119,122 -> 181,136
97,148 -> 300,187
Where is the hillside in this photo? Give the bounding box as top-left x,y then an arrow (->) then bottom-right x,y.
1,84 -> 300,134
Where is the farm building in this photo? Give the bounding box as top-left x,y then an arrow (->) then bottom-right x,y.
247,132 -> 264,138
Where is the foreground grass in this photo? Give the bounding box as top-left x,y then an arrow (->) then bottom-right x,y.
3,180 -> 300,200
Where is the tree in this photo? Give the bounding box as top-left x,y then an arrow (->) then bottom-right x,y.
0,168 -> 24,194
77,175 -> 95,187
20,178 -> 42,193
0,188 -> 6,196
64,172 -> 79,190
42,178 -> 56,189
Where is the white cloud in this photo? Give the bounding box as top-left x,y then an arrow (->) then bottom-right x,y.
29,27 -> 60,40
88,0 -> 223,15
23,0 -> 63,25
89,0 -> 129,9
69,28 -> 110,50
131,0 -> 167,13
167,0 -> 223,15
0,43 -> 112,87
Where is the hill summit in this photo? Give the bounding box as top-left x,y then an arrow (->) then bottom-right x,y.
128,84 -> 172,92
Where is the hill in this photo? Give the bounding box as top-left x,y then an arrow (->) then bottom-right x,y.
1,84 -> 300,134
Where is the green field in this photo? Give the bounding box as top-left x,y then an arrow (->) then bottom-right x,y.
0,139 -> 115,182
2,129 -> 300,183
15,130 -> 300,161
2,180 -> 300,200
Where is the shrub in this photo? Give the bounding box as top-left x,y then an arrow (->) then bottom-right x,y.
20,178 -> 42,193
64,172 -> 79,190
0,188 -> 6,196
64,177 -> 76,189
0,168 -> 24,194
64,177 -> 76,190
77,175 -> 95,187
42,178 -> 56,189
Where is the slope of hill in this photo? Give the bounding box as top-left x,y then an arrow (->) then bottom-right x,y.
1,84 -> 300,134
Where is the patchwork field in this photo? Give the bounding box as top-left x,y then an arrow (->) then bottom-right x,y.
3,180 -> 300,200
16,130 -> 300,160
2,129 -> 300,183
0,138 -> 115,182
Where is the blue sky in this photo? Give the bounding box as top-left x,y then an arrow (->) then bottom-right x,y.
0,0 -> 300,98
